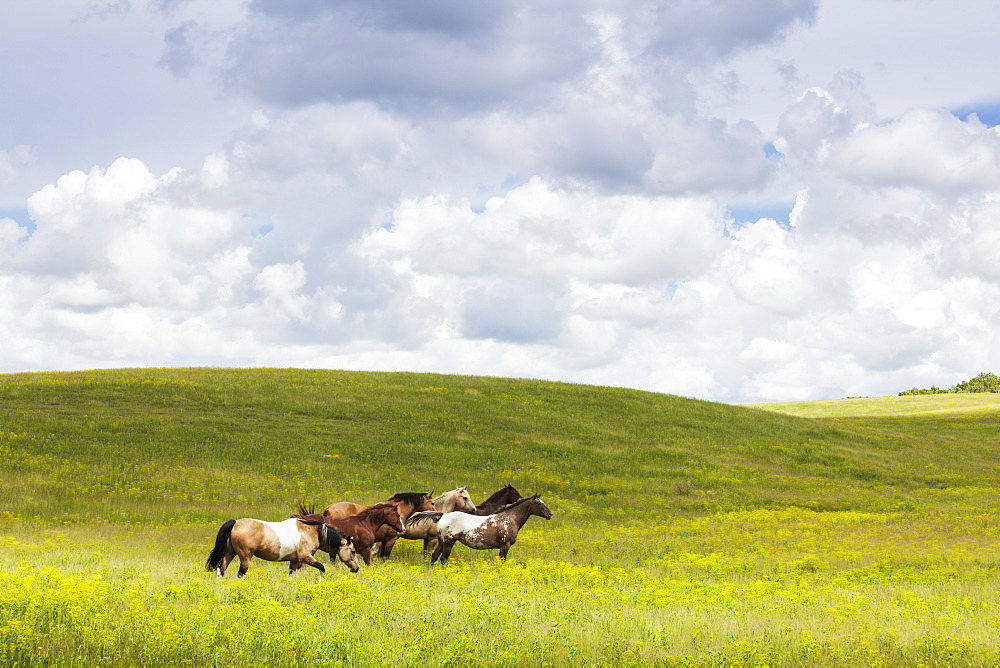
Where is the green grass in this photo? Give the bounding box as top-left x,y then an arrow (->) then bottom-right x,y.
748,392 -> 1000,418
1,368 -> 1000,665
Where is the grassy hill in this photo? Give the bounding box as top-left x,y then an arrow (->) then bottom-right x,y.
1,368 -> 999,665
749,392 -> 1000,418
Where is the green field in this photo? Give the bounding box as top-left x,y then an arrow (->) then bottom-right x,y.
1,368 -> 999,665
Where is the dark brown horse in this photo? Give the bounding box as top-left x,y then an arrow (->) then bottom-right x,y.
431,494 -> 553,565
296,504 -> 405,566
473,483 -> 523,515
321,492 -> 434,560
205,517 -> 359,578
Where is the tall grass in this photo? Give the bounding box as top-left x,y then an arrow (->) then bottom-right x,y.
1,368 -> 1000,665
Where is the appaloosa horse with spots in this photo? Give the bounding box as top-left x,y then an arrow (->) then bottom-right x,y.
205,517 -> 359,578
431,494 -> 553,565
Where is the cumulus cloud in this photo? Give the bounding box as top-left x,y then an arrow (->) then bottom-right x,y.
830,109 -> 1000,194
5,1 -> 1000,403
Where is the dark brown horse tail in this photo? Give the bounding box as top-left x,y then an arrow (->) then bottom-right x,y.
205,519 -> 236,571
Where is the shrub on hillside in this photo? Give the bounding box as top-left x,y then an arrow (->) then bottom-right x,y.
899,372 -> 1000,396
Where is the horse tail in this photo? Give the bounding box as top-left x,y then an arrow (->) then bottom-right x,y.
205,519 -> 237,571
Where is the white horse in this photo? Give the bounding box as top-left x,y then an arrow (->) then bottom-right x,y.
432,487 -> 477,513
431,494 -> 553,565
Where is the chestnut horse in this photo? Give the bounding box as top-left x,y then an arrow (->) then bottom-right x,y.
322,492 -> 434,561
295,504 -> 404,566
431,494 -> 553,565
205,517 -> 359,578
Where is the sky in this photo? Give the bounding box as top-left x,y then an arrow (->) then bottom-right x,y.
2,0 -> 1000,404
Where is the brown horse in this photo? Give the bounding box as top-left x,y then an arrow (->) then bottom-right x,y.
474,483 -> 524,515
431,494 -> 553,565
322,491 -> 434,519
322,492 -> 434,560
205,517 -> 360,578
296,504 -> 405,566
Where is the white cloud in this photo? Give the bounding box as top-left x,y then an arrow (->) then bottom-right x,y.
830,110 -> 1000,193
4,1 -> 1000,403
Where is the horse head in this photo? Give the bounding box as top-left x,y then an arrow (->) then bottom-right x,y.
528,494 -> 554,520
419,492 -> 435,511
321,525 -> 360,573
384,505 -> 406,534
433,486 -> 477,513
503,484 -> 522,503
456,487 -> 476,513
337,535 -> 361,573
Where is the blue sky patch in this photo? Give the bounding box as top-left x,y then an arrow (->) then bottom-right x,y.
727,203 -> 793,230
0,208 -> 35,238
763,142 -> 783,159
952,102 -> 1000,127
251,223 -> 274,238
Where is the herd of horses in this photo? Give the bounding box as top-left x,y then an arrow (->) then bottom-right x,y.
205,484 -> 554,578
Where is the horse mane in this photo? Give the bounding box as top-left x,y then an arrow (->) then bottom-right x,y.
388,492 -> 431,505
494,495 -> 538,513
359,502 -> 397,517
293,501 -> 317,518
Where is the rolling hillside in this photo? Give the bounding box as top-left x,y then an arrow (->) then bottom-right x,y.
1,368 -> 999,664
2,367 -> 996,534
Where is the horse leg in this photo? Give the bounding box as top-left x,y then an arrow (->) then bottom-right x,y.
439,540 -> 456,565
289,561 -> 303,575
423,537 -> 438,556
498,542 -> 513,560
378,536 -> 399,560
236,547 -> 254,578
301,555 -> 326,574
431,539 -> 454,565
217,544 -> 237,578
359,546 -> 372,566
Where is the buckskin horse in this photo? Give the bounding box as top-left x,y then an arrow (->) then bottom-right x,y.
431,494 -> 553,565
296,503 -> 405,566
205,517 -> 360,578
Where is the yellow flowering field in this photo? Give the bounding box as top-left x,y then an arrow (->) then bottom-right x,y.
0,368 -> 999,665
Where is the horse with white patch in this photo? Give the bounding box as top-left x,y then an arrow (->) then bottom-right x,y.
430,494 -> 553,565
205,517 -> 360,578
